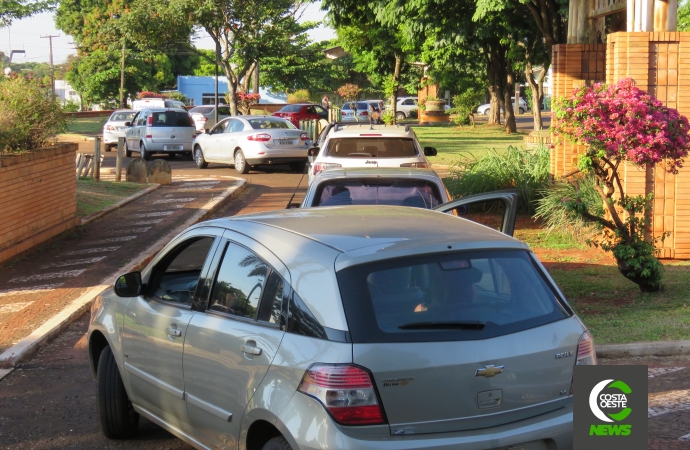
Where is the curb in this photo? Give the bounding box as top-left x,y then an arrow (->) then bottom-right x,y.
0,179 -> 247,370
596,340 -> 690,359
80,184 -> 160,226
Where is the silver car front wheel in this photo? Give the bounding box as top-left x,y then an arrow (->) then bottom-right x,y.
194,146 -> 208,169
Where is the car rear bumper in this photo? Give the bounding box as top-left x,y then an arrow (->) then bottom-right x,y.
246,156 -> 308,166
277,393 -> 573,450
144,140 -> 194,152
103,131 -> 126,144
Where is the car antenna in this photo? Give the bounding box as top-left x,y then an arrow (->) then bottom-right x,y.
285,164 -> 308,209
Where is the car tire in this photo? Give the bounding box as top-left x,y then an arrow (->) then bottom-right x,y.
262,436 -> 292,450
97,346 -> 139,439
140,142 -> 151,161
289,161 -> 306,173
483,109 -> 490,116
194,146 -> 208,169
104,144 -> 112,152
519,107 -> 525,114
125,141 -> 132,158
234,149 -> 250,174
396,112 -> 406,120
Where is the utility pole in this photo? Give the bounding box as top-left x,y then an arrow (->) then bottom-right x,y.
40,35 -> 59,97
119,41 -> 125,108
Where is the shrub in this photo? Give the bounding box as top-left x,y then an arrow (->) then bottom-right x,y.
449,90 -> 482,127
534,174 -> 604,241
407,109 -> 418,119
137,91 -> 164,99
0,76 -> 67,153
287,89 -> 310,104
63,99 -> 80,112
165,91 -> 187,102
336,84 -> 360,103
444,145 -> 551,214
553,78 -> 690,292
381,110 -> 396,125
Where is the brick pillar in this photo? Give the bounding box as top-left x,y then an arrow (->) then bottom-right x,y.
607,31 -> 690,258
551,44 -> 606,177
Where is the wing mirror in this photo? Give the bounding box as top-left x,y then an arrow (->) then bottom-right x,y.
423,146 -> 438,157
113,271 -> 142,297
124,121 -> 132,127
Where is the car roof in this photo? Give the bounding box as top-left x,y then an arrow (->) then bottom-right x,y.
201,206 -> 526,258
311,167 -> 442,182
328,124 -> 415,137
139,108 -> 189,112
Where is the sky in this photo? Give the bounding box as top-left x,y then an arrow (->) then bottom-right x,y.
0,1 -> 336,65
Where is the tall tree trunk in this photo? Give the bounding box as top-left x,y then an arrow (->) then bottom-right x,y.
503,66 -> 517,133
390,53 -> 402,121
524,62 -> 543,131
537,61 -> 549,111
485,45 -> 506,125
488,87 -> 502,125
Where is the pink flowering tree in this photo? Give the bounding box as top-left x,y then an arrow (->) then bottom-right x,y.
553,78 -> 690,291
231,92 -> 260,115
337,84 -> 361,121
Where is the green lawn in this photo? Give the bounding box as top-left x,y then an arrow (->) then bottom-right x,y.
77,178 -> 147,217
550,265 -> 690,344
65,116 -> 108,135
413,123 -> 527,166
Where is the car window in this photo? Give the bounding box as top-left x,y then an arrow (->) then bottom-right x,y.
208,243 -> 269,319
336,250 -> 570,343
306,106 -> 316,114
226,119 -> 245,133
190,106 -> 214,114
325,138 -> 419,158
218,106 -> 231,115
211,120 -> 228,134
279,105 -> 302,113
109,111 -> 136,122
256,271 -> 284,324
314,178 -> 443,208
248,118 -> 295,129
148,237 -> 216,305
315,106 -> 327,114
150,111 -> 193,127
341,102 -> 367,111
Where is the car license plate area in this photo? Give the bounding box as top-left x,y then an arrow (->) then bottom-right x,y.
117,127 -> 126,132
164,145 -> 183,151
274,139 -> 295,146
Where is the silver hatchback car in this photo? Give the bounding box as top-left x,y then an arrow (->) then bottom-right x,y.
125,108 -> 196,160
89,194 -> 593,450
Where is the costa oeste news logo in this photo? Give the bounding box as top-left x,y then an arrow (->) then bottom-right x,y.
573,365 -> 647,450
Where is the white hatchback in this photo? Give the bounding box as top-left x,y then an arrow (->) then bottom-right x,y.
308,123 -> 437,184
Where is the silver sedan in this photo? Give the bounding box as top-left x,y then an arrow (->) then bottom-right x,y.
192,116 -> 310,174
102,110 -> 136,151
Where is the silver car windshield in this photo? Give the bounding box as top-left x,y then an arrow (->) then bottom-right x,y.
337,250 -> 570,343
314,178 -> 442,208
325,138 -> 418,158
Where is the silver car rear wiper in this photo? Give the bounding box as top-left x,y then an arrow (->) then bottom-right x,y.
398,321 -> 486,330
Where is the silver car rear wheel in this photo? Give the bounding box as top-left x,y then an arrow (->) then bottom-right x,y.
234,150 -> 249,174
140,142 -> 150,161
396,112 -> 406,120
262,436 -> 292,450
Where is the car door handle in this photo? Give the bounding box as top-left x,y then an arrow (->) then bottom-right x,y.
166,327 -> 182,337
240,345 -> 262,356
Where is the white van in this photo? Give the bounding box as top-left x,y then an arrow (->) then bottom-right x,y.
132,98 -> 187,111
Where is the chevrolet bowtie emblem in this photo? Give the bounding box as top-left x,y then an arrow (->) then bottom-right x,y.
475,365 -> 505,378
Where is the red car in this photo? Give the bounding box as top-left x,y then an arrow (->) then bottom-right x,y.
272,103 -> 329,127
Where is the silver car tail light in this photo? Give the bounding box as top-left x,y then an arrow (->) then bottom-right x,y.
298,364 -> 386,425
575,330 -> 596,366
147,115 -> 153,127
247,133 -> 271,142
400,162 -> 429,168
313,162 -> 342,176
300,133 -> 308,141
106,125 -> 116,131
571,330 -> 596,394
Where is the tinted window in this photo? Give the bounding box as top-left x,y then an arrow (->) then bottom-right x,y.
341,102 -> 368,111
149,237 -> 215,304
279,105 -> 302,113
190,106 -> 214,114
134,112 -> 146,126
150,111 -> 193,127
287,291 -> 328,339
109,111 -> 136,122
257,271 -> 284,324
337,251 -> 570,343
209,243 -> 269,319
325,138 -> 418,158
314,178 -> 442,208
248,118 -> 295,130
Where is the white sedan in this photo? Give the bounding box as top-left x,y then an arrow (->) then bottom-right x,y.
192,116 -> 310,174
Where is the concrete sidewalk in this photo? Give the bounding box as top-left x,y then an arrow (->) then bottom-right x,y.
0,174 -> 245,366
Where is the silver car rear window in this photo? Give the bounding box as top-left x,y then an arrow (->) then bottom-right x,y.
314,178 -> 442,208
337,250 -> 570,343
341,102 -> 369,111
109,111 -> 136,122
248,118 -> 295,130
150,111 -> 193,127
325,138 -> 418,158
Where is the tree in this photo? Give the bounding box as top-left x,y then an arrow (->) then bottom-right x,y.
679,0 -> 690,31
552,79 -> 690,291
174,0 -> 310,115
0,0 -> 54,26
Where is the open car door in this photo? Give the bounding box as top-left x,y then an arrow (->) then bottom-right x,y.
433,189 -> 519,236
